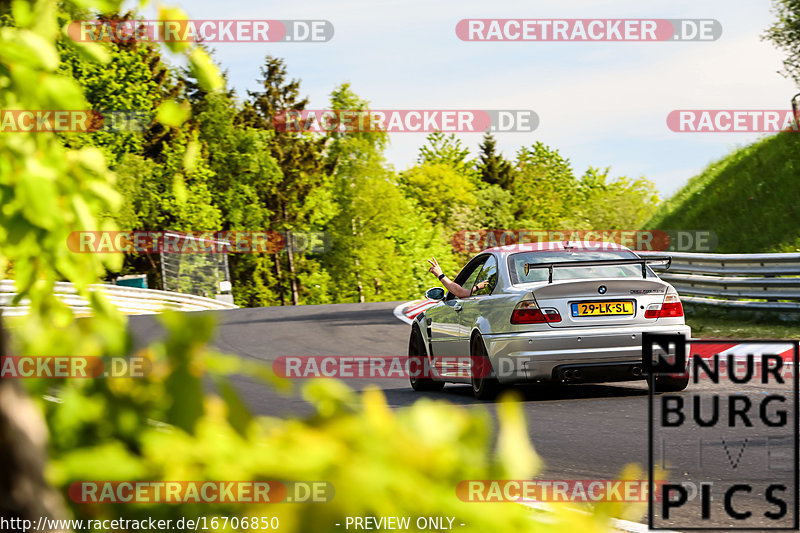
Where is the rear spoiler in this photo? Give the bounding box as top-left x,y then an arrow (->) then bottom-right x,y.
523,256 -> 672,283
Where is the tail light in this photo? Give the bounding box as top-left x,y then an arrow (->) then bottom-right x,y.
511,299 -> 562,324
645,288 -> 684,319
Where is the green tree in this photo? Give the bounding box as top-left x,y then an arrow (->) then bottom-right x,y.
57,10 -> 225,290
399,163 -> 478,227
418,131 -> 476,179
448,184 -> 516,244
476,133 -> 514,188
511,142 -> 579,229
57,11 -> 181,164
324,84 -> 457,302
240,56 -> 327,305
576,167 -> 660,230
191,89 -> 284,306
763,0 -> 800,85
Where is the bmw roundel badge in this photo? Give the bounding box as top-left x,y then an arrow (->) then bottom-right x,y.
598,285 -> 607,294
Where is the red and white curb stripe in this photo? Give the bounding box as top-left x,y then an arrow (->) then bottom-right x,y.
393,299 -> 438,324
689,341 -> 795,362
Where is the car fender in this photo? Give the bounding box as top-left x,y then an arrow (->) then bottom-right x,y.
472,314 -> 515,380
412,312 -> 433,360
469,317 -> 495,366
471,315 -> 492,340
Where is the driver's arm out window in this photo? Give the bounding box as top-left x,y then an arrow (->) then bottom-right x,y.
446,257 -> 487,300
472,255 -> 498,296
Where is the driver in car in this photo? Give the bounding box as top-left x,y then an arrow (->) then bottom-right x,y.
427,257 -> 488,298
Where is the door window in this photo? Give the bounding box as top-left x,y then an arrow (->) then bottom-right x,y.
446,256 -> 488,300
471,255 -> 498,296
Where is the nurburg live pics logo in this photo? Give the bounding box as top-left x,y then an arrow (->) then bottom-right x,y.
644,334 -> 799,530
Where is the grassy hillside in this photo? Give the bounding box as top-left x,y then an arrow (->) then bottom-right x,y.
644,131 -> 800,252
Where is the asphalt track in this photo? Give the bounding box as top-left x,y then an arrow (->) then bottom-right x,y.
128,302 -> 798,531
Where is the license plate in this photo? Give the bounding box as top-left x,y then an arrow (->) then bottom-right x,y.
571,301 -> 634,317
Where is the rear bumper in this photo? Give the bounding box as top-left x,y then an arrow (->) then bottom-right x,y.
482,324 -> 691,384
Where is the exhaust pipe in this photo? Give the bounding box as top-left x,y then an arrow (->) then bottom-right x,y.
572,369 -> 583,380
632,366 -> 642,377
563,369 -> 573,380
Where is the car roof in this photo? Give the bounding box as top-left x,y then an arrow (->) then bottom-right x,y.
480,241 -> 633,256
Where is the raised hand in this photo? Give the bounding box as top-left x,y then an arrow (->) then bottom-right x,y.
427,257 -> 443,277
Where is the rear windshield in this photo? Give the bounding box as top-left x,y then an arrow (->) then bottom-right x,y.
508,250 -> 654,284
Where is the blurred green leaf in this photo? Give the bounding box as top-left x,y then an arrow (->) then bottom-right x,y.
213,376 -> 253,437
189,47 -> 223,92
11,0 -> 34,28
495,391 -> 542,479
302,379 -> 358,418
183,139 -> 199,173
157,5 -> 190,53
7,29 -> 59,70
50,442 -> 147,486
61,32 -> 111,64
156,100 -> 190,127
172,173 -> 188,204
164,363 -> 204,434
40,75 -> 87,108
17,170 -> 58,229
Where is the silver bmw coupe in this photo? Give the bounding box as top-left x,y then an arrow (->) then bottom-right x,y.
408,241 -> 691,399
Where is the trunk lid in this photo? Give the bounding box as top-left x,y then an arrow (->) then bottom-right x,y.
530,278 -> 670,328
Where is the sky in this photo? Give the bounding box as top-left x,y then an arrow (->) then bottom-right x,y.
129,0 -> 797,198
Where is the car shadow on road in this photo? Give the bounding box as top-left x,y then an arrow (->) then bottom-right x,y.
383,382 -> 649,407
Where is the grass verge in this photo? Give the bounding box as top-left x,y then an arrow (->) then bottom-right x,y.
688,315 -> 800,340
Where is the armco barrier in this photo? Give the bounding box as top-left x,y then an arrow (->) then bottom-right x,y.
0,280 -> 237,317
638,250 -> 800,314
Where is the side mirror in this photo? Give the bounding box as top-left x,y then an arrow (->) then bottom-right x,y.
425,287 -> 445,300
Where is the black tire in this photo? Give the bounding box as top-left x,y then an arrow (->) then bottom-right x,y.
408,327 -> 444,392
654,374 -> 690,392
470,335 -> 502,400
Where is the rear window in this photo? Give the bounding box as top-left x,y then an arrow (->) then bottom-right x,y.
507,250 -> 654,284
